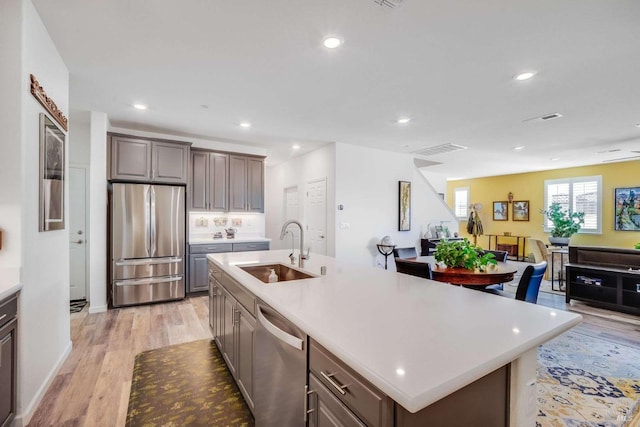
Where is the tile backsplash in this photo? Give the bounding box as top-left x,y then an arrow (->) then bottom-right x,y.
189,212 -> 265,239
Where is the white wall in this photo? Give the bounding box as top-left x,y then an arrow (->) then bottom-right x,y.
334,143 -> 458,268
68,112 -> 91,165
265,144 -> 336,255
12,0 -> 72,424
88,112 -> 108,312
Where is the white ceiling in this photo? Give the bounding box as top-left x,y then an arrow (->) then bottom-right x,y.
33,0 -> 640,178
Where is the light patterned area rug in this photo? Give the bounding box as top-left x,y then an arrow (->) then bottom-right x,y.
537,330 -> 640,426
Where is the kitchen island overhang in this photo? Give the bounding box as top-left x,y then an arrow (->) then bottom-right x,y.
208,249 -> 581,420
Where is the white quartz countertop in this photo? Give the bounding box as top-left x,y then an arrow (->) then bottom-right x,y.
0,267 -> 22,301
189,236 -> 271,245
208,250 -> 582,413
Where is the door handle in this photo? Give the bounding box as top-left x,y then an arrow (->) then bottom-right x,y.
73,239 -> 83,244
319,235 -> 325,239
77,230 -> 83,235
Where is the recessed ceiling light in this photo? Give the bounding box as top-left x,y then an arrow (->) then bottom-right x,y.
200,104 -> 209,109
512,327 -> 520,334
514,71 -> 536,81
133,104 -> 148,110
323,37 -> 342,49
551,157 -> 560,161
635,123 -> 640,128
395,368 -> 405,376
397,117 -> 411,124
292,144 -> 301,150
239,122 -> 251,128
513,146 -> 525,151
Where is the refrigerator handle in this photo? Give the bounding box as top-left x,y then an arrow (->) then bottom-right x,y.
144,185 -> 151,258
150,186 -> 157,257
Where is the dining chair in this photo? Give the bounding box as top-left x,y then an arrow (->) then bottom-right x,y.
393,247 -> 417,259
479,249 -> 508,291
395,258 -> 433,280
515,261 -> 547,304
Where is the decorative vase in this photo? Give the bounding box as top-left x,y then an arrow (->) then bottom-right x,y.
549,236 -> 571,247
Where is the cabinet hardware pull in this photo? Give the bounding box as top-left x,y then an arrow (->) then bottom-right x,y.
0,314 -> 7,322
320,371 -> 348,395
234,309 -> 240,324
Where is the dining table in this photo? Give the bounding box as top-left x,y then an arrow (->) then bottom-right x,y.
412,256 -> 518,286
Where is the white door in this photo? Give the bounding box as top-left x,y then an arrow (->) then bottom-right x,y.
69,166 -> 88,300
306,178 -> 327,255
283,186 -> 300,252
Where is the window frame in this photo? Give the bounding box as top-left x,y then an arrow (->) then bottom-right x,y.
453,186 -> 469,220
543,175 -> 602,234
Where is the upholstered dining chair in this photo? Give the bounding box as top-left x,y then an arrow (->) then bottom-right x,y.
515,261 -> 547,304
479,249 -> 509,291
393,247 -> 417,259
529,238 -> 551,279
395,258 -> 433,280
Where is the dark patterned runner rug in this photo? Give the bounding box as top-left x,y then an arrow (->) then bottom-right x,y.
126,339 -> 254,427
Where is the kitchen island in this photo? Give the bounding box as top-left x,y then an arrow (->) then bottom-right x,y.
208,250 -> 581,426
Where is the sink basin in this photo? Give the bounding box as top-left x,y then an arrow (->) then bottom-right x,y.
239,263 -> 316,283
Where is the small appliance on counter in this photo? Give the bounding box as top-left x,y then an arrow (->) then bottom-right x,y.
213,232 -> 223,239
225,228 -> 237,239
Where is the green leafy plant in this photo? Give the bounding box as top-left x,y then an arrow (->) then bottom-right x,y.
541,202 -> 585,238
433,239 -> 497,272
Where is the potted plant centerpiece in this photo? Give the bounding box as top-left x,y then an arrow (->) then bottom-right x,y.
541,202 -> 585,246
433,238 -> 497,272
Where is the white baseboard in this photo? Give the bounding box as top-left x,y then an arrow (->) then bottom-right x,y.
88,304 -> 107,313
14,340 -> 73,427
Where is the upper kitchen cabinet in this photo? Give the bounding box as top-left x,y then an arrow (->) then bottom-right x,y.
109,134 -> 190,184
229,155 -> 264,213
190,150 -> 228,211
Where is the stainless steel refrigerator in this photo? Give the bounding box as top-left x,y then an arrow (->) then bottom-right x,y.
110,183 -> 185,307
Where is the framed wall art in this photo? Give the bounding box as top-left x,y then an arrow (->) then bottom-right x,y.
512,200 -> 530,221
39,113 -> 66,231
399,181 -> 411,231
614,187 -> 640,231
493,201 -> 508,221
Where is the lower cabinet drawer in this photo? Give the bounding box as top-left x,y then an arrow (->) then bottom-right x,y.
309,339 -> 394,427
190,243 -> 233,254
232,242 -> 270,252
570,282 -> 617,304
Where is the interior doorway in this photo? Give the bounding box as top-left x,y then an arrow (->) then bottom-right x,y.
306,178 -> 327,255
69,165 -> 89,301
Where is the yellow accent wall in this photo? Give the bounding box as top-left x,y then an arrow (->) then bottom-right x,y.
446,160 -> 640,251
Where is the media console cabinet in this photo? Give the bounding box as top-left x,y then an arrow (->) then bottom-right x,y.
566,246 -> 640,315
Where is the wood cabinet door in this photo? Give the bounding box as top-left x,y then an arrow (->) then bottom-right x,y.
237,304 -> 256,410
220,287 -> 238,377
0,319 -> 16,427
212,281 -> 224,349
190,151 -> 209,210
188,253 -> 209,293
229,155 -> 247,211
247,158 -> 264,212
152,142 -> 189,183
110,136 -> 152,181
308,373 -> 366,427
209,153 -> 229,211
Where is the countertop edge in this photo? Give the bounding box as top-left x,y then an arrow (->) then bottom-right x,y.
0,283 -> 22,302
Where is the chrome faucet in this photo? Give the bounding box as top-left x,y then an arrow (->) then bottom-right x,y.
280,220 -> 308,268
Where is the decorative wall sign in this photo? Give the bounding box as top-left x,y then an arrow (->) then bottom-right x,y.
615,187 -> 640,231
512,200 -> 530,221
493,201 -> 508,221
30,74 -> 68,131
40,113 -> 66,231
398,181 -> 411,231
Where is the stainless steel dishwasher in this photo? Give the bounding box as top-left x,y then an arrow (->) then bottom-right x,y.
254,299 -> 307,427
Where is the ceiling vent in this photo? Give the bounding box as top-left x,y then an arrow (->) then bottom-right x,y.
412,143 -> 468,157
373,0 -> 404,8
523,112 -> 563,123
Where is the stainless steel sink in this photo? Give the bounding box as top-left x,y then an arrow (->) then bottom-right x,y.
239,263 -> 316,283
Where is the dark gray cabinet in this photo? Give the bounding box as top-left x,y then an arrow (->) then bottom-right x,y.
229,155 -> 264,213
189,242 -> 268,293
210,264 -> 256,413
109,134 -> 189,184
0,294 -> 17,427
308,373 -> 366,427
190,150 -> 228,211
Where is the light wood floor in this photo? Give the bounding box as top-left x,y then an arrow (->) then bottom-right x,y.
27,291 -> 640,426
27,295 -> 211,427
